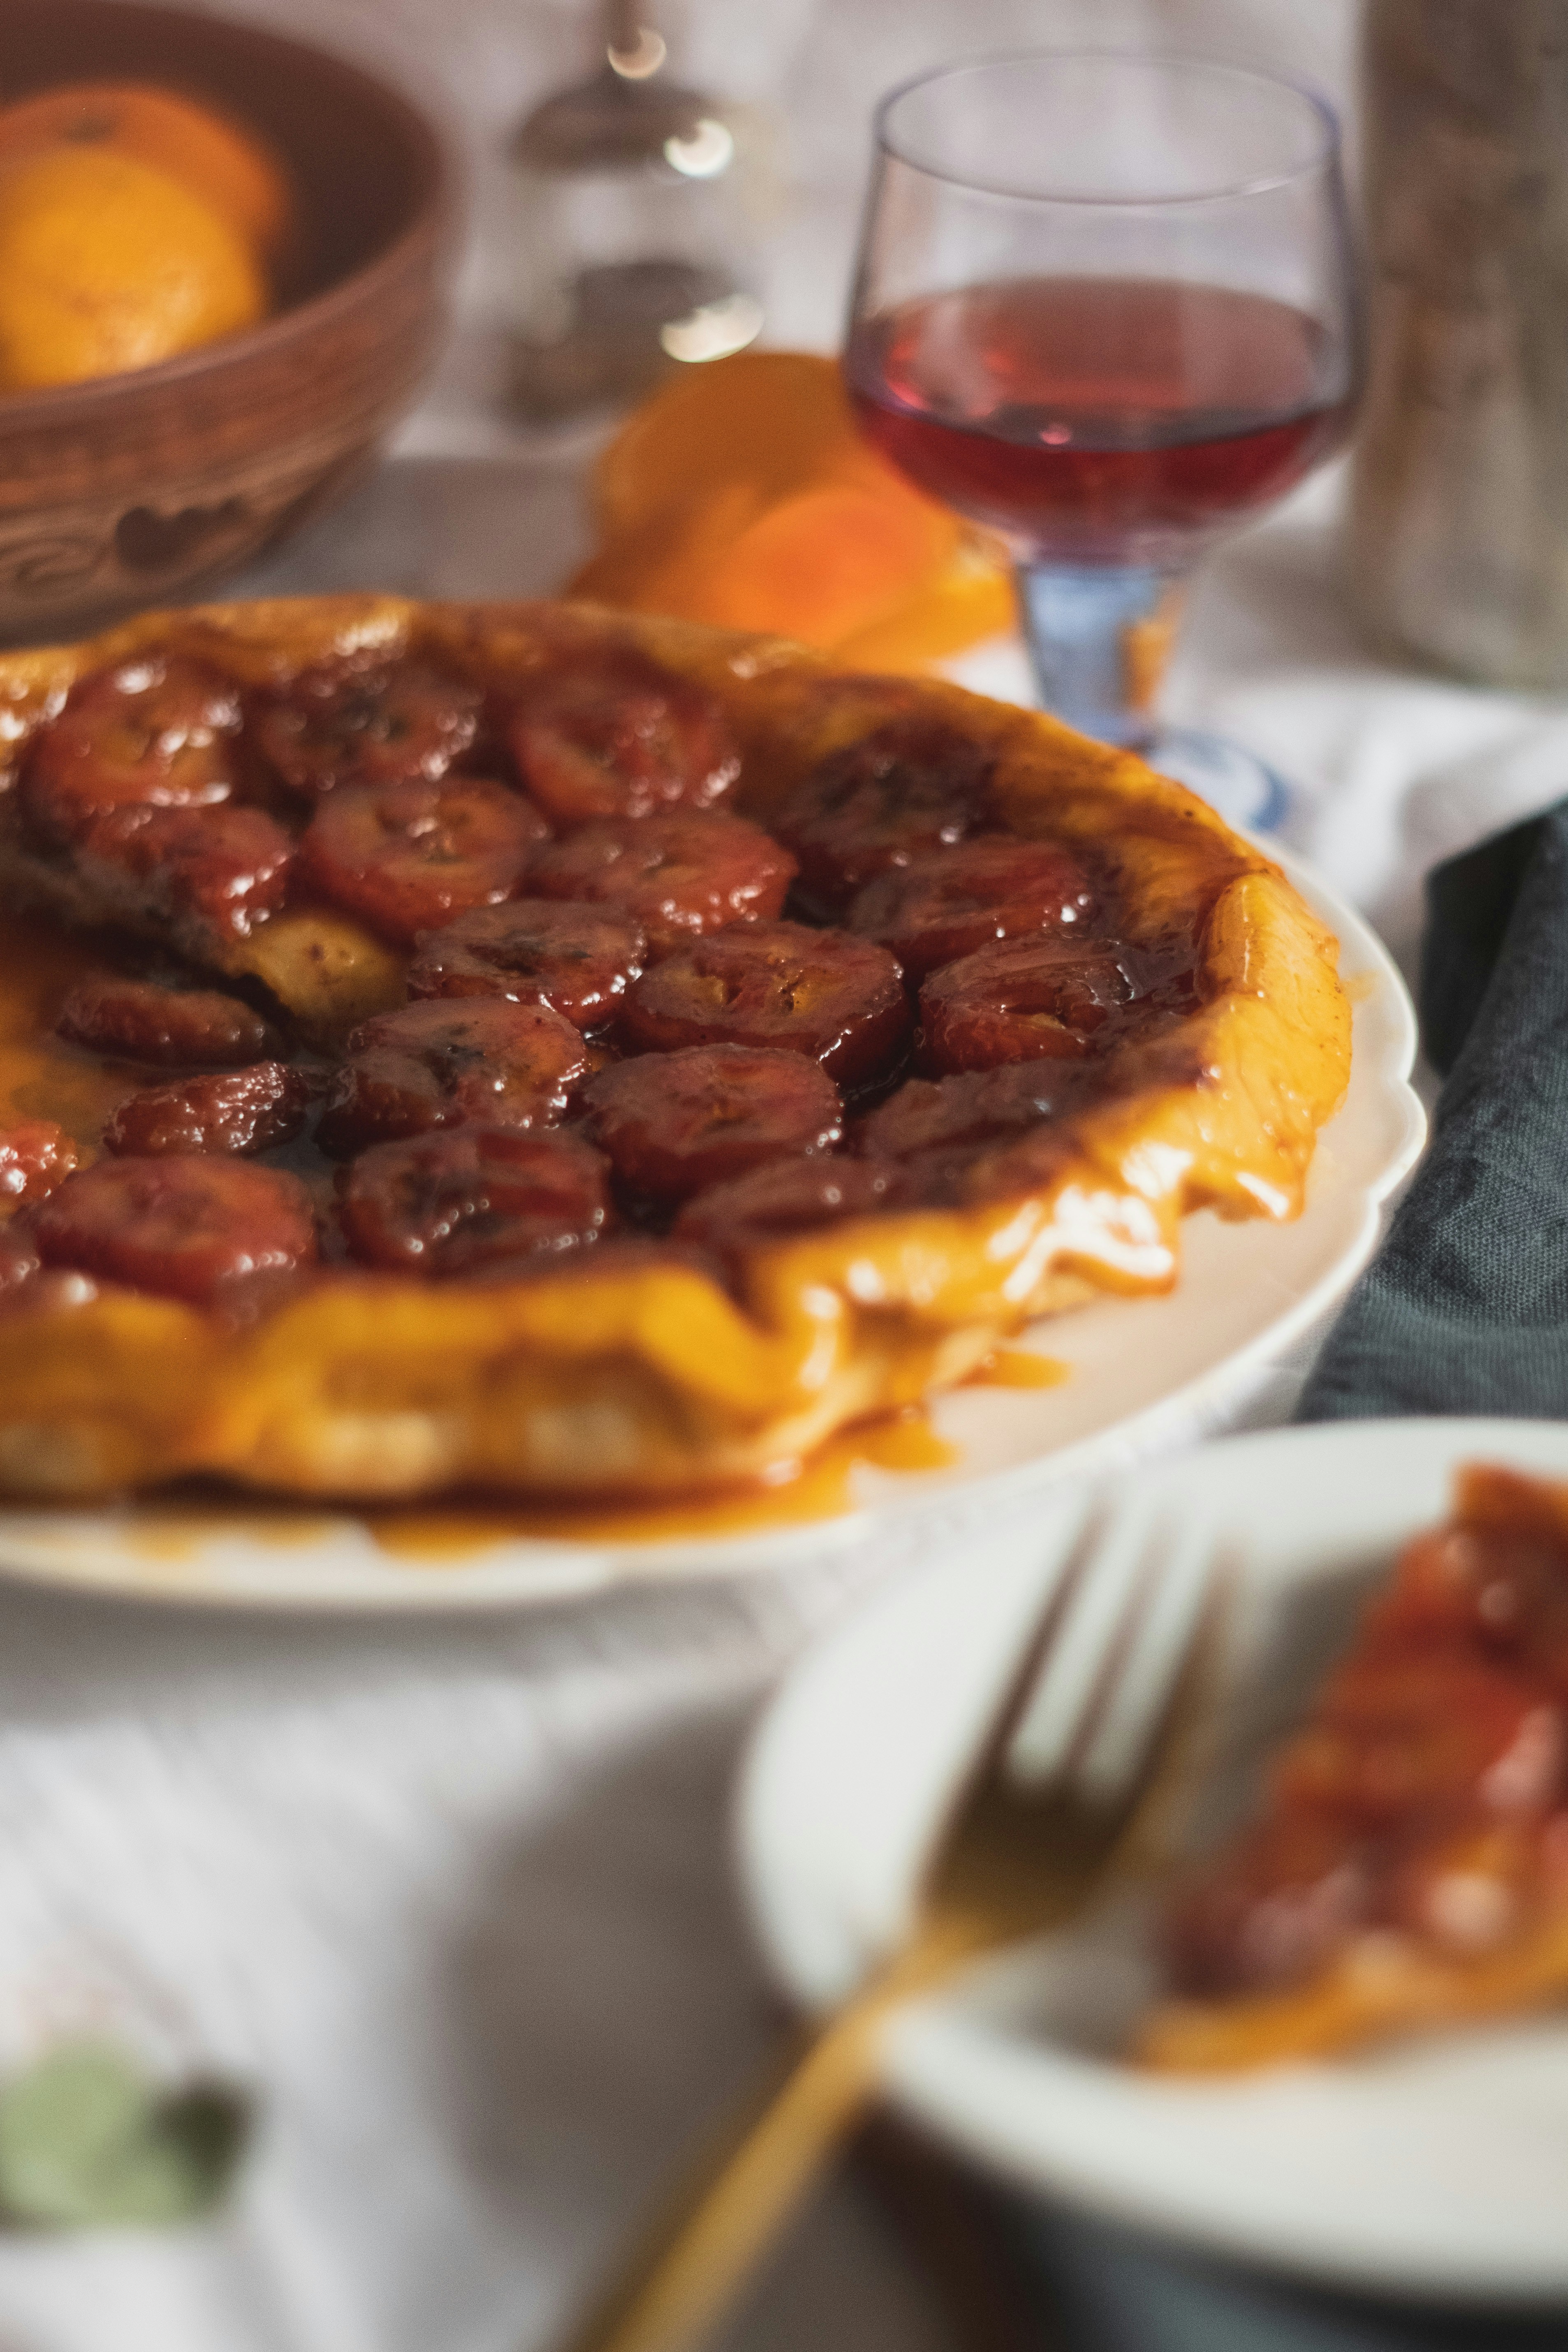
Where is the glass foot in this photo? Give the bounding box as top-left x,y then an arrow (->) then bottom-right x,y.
1008,564 -> 1290,835
1140,725 -> 1290,836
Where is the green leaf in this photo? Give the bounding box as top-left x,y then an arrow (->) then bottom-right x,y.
0,2042 -> 249,2230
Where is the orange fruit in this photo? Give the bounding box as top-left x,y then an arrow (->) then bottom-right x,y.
0,146 -> 268,390
833,542 -> 1019,676
570,351 -> 1014,671
592,352 -> 856,540
0,81 -> 296,268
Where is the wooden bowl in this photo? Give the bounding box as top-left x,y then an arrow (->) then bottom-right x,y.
0,0 -> 456,643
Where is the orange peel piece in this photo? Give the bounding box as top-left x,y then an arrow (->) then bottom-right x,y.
568,351 -> 1013,671
592,351 -> 854,537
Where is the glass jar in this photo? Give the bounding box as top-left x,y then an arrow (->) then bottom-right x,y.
1349,0 -> 1568,686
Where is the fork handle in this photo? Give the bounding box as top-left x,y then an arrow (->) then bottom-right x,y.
549,1995 -> 886,2352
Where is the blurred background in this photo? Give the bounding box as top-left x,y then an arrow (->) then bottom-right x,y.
294,0 -> 1360,455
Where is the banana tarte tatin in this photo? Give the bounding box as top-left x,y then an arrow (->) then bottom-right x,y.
0,596 -> 1350,1503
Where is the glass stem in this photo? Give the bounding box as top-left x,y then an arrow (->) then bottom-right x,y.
1014,562 -> 1185,748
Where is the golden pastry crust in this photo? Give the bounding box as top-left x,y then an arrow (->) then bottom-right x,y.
0,595 -> 1350,1501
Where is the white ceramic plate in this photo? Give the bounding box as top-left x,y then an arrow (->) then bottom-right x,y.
0,848 -> 1423,1609
739,1417 -> 1568,2304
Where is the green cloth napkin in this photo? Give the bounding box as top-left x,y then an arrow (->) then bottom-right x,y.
1299,803 -> 1568,1422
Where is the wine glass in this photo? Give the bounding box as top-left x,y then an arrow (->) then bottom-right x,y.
843,50 -> 1360,831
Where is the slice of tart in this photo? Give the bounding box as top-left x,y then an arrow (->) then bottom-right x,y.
1137,1464 -> 1568,2071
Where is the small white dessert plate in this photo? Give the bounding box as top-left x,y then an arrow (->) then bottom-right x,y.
739,1418 -> 1568,2305
0,848 -> 1423,1609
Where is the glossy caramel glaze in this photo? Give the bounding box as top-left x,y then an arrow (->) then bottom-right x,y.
0,913 -> 134,1152
0,594 -> 1350,1504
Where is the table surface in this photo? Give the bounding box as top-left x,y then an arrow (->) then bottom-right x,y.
8,5 -> 1568,2350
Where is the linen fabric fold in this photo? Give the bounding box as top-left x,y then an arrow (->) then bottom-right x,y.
1299,801 -> 1568,1421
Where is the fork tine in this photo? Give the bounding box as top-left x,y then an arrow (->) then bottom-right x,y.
1072,1516 -> 1220,1805
939,1498 -> 1107,1799
1001,1500 -> 1165,1789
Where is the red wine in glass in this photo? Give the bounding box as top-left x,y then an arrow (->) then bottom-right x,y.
847,277 -> 1353,569
844,53 -> 1361,829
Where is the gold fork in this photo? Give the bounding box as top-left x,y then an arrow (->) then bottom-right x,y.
551,1505 -> 1223,2352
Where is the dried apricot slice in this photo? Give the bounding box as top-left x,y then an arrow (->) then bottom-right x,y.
299,778 -> 547,947
33,1156 -> 316,1302
848,839 -> 1095,979
921,938 -> 1137,1072
406,900 -> 645,1031
582,1045 -> 843,1202
316,999 -> 585,1156
527,811 -> 794,951
339,1126 -> 611,1275
623,920 -> 908,1086
23,656 -> 239,846
507,653 -> 739,827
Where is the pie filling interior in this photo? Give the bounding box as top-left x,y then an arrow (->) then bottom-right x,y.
0,598 -> 1350,1501
1138,1464 -> 1568,2071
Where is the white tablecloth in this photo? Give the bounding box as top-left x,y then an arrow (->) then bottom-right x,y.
9,3 -> 1568,2347
8,458 -> 1562,2352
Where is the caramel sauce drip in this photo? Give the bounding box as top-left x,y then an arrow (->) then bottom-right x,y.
61,1407 -> 961,1564
962,1346 -> 1068,1390
365,1410 -> 959,1556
